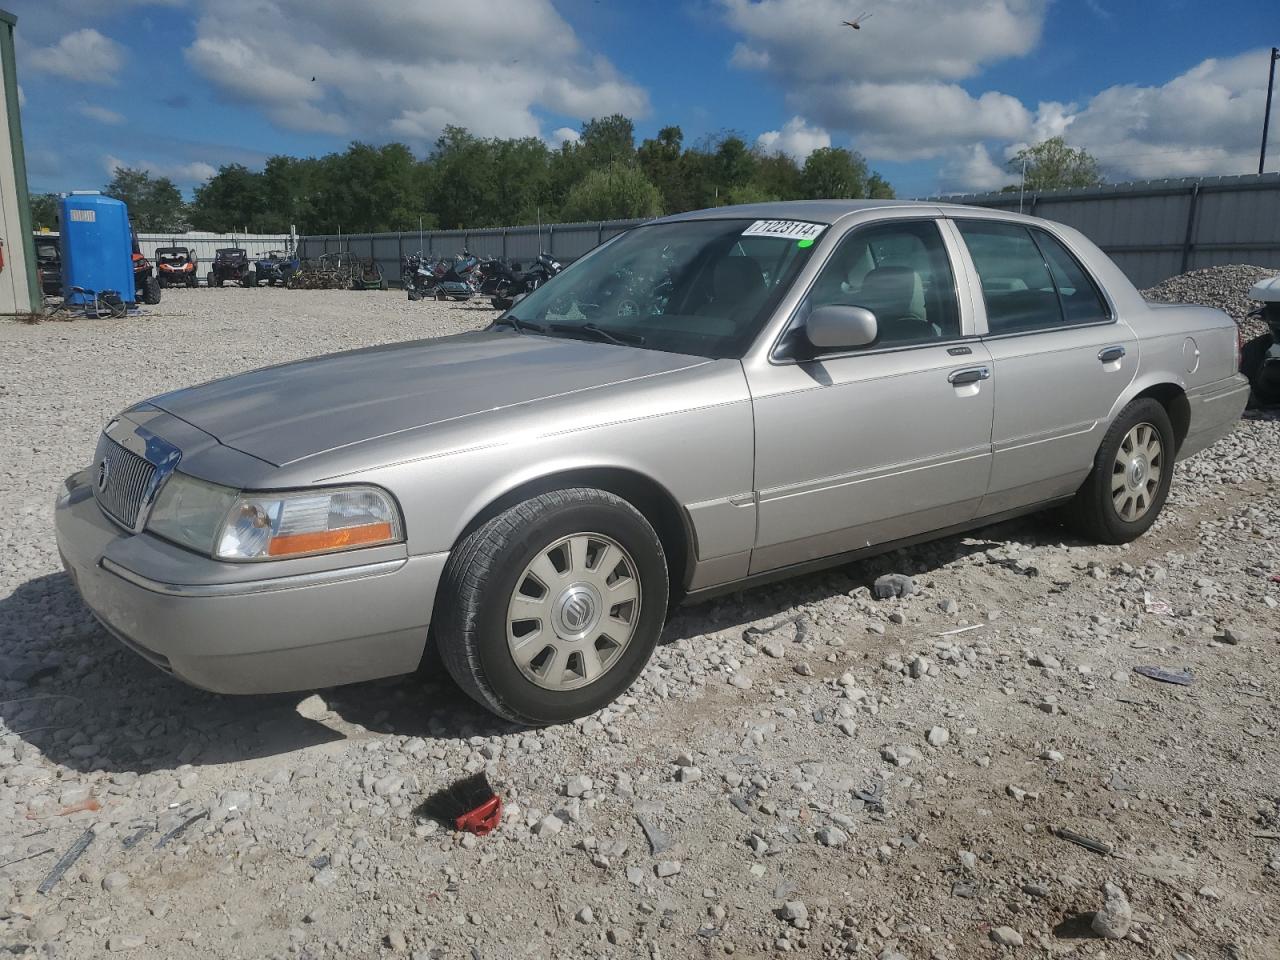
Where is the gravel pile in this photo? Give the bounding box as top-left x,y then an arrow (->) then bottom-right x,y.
1,288 -> 1277,959
1142,263 -> 1279,340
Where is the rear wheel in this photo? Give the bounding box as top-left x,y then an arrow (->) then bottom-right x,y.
245,271 -> 256,288
141,276 -> 161,305
435,488 -> 668,725
1066,398 -> 1174,544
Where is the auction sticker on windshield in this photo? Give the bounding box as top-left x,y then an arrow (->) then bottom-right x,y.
741,220 -> 826,242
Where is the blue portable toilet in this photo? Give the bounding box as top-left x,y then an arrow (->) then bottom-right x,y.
60,193 -> 134,305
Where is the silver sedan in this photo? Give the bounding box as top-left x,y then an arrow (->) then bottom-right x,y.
55,201 -> 1249,724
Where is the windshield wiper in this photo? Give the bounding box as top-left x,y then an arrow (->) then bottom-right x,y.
492,316 -> 547,335
549,322 -> 646,346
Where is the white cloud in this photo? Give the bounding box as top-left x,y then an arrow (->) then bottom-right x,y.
104,154 -> 217,185
77,103 -> 125,125
721,0 -> 1048,162
721,0 -> 1047,84
548,127 -> 581,147
939,144 -> 1012,193
756,116 -> 830,160
183,0 -> 650,144
1057,49 -> 1273,179
26,29 -> 125,85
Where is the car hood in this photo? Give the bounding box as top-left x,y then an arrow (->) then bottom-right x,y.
148,331 -> 709,467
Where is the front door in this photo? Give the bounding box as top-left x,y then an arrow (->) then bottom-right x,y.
745,217 -> 995,575
950,219 -> 1138,514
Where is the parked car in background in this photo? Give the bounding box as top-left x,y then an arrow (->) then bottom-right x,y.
55,201 -> 1248,725
156,247 -> 199,288
34,234 -> 60,296
208,248 -> 253,287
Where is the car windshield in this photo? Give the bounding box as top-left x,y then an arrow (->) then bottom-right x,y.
503,218 -> 823,359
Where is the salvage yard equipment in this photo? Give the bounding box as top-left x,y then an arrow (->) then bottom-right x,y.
287,252 -> 379,290
208,248 -> 253,287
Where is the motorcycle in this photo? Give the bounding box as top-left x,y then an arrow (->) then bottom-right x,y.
433,250 -> 481,302
403,252 -> 441,301
487,253 -> 562,310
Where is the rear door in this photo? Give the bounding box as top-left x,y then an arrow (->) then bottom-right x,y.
950,219 -> 1137,514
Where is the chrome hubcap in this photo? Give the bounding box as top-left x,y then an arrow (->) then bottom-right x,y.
1112,422 -> 1163,522
507,533 -> 641,691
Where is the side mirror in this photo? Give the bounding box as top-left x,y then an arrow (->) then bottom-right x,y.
805,304 -> 878,350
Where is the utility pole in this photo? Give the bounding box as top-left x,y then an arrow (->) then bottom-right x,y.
1261,46 -> 1280,175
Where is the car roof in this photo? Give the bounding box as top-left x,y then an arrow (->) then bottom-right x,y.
654,199 -> 1047,228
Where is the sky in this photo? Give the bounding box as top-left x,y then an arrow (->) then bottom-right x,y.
10,0 -> 1280,201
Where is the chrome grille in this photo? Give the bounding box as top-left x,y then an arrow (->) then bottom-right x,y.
92,436 -> 157,528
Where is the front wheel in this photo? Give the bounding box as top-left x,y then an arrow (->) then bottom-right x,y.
435,488 -> 669,725
141,276 -> 161,305
1066,398 -> 1175,544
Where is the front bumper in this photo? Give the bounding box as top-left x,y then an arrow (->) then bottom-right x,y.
54,469 -> 447,694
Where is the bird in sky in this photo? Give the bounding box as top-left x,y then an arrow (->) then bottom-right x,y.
841,11 -> 872,29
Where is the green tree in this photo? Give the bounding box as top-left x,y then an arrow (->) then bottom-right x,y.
750,151 -> 803,202
29,193 -> 60,230
800,147 -> 869,199
867,172 -> 895,199
559,166 -> 663,222
103,167 -> 187,231
189,163 -> 265,232
578,114 -> 636,169
1006,137 -> 1103,191
638,126 -> 690,212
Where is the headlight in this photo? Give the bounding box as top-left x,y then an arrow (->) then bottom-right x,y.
146,475 -> 402,561
215,486 -> 402,560
147,474 -> 239,554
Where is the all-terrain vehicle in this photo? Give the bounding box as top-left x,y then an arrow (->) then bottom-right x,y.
129,230 -> 162,305
208,248 -> 254,287
1242,274 -> 1280,406
156,246 -> 199,288
34,235 -> 61,296
253,251 -> 300,287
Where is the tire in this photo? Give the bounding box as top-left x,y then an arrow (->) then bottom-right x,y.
245,271 -> 257,288
142,276 -> 161,305
1066,398 -> 1175,544
435,488 -> 669,725
157,276 -> 167,289
407,287 -> 421,301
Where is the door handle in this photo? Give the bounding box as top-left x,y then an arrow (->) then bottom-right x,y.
1098,345 -> 1126,363
948,366 -> 991,386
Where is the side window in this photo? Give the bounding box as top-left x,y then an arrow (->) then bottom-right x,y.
956,220 -> 1063,335
1031,229 -> 1110,325
805,220 -> 960,347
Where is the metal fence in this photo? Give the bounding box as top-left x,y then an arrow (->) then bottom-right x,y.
930,173 -> 1280,289
136,232 -> 293,265
298,220 -> 646,287
298,173 -> 1280,292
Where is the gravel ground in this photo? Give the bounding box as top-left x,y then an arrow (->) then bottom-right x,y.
1,287 -> 1278,960
1143,264 -> 1279,342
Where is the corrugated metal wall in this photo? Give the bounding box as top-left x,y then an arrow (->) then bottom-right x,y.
298,173 -> 1280,291
299,220 -> 646,286
933,173 -> 1280,289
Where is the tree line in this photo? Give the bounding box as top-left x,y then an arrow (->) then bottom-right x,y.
26,118 -> 1106,236
28,115 -> 896,235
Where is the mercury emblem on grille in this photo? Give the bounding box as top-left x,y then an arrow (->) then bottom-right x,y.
96,455 -> 111,492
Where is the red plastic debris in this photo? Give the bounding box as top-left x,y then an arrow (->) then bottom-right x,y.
456,795 -> 503,836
